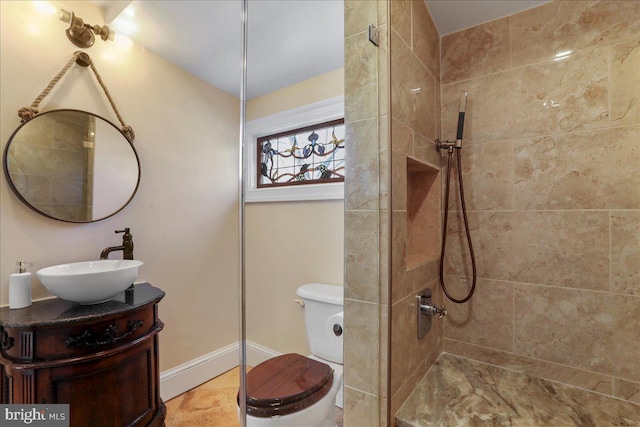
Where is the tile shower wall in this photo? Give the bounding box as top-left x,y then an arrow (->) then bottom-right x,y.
388,0 -> 442,417
440,0 -> 640,405
344,1 -> 389,425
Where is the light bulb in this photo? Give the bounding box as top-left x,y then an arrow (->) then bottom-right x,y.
33,1 -> 56,15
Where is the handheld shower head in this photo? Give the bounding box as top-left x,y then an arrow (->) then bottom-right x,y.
456,91 -> 468,141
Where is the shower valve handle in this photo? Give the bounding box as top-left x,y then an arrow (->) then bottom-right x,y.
437,306 -> 448,319
420,302 -> 447,318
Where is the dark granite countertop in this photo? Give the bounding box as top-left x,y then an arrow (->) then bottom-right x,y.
0,283 -> 164,328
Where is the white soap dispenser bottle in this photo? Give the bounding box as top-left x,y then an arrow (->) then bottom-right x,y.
9,261 -> 32,309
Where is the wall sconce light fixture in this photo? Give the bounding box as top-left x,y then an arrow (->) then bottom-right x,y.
59,9 -> 115,48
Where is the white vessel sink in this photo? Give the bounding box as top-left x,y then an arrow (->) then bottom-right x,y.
37,260 -> 143,305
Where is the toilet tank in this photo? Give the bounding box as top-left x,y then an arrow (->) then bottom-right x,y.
296,283 -> 343,364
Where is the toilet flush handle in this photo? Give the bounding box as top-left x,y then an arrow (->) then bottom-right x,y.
294,299 -> 305,307
333,324 -> 342,336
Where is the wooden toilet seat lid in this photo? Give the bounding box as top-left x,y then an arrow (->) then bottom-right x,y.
243,353 -> 333,417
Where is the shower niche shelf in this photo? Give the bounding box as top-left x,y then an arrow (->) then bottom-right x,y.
406,156 -> 440,270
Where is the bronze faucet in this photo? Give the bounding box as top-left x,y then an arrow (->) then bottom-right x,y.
100,228 -> 134,260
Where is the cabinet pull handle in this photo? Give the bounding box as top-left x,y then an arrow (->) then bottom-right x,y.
64,320 -> 144,348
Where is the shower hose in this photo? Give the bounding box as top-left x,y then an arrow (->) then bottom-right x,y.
439,147 -> 477,303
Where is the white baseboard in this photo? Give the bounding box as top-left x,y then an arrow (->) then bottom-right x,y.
246,341 -> 282,367
159,342 -> 239,401
159,341 -> 281,402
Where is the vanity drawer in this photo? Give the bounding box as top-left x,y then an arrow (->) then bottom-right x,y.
2,304 -> 158,362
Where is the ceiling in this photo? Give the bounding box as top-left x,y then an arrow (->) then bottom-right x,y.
425,1 -> 550,36
96,0 -> 549,99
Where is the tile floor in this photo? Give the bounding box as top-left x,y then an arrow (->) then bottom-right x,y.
396,353 -> 640,427
165,367 -> 343,427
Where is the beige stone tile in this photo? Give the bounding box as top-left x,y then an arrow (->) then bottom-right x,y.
389,0 -> 411,48
412,0 -> 439,81
443,278 -> 513,352
379,397 -> 389,427
379,114 -> 390,210
412,131 -> 440,167
345,118 -> 380,210
7,144 -> 85,178
614,378 -> 640,405
344,299 -> 380,395
391,210 -> 409,303
513,284 -> 640,383
611,210 -> 640,296
441,48 -> 609,144
379,303 -> 389,398
611,38 -> 640,127
391,212 -> 439,304
12,114 -> 55,148
435,80 -> 442,141
509,211 -> 609,290
390,28 -> 437,141
441,17 -> 510,85
457,140 -> 514,211
444,339 -> 613,396
510,0 -> 640,68
45,203 -> 87,222
390,345 -> 440,417
378,23 -> 389,118
609,292 -> 640,382
379,210 -> 390,306
345,210 -> 380,303
378,0 -> 388,26
390,281 -> 441,397
514,126 -> 640,210
53,119 -> 86,152
51,177 -> 84,205
10,174 -> 52,204
391,118 -> 411,211
345,32 -> 379,123
443,211 -> 512,281
345,0 -> 377,38
406,260 -> 439,298
396,352 -> 640,427
344,386 -> 379,427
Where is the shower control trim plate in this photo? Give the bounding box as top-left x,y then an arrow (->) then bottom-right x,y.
416,288 -> 447,339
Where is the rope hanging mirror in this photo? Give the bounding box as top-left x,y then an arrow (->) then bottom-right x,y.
4,51 -> 140,223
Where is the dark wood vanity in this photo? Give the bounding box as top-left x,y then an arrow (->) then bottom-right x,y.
0,283 -> 165,427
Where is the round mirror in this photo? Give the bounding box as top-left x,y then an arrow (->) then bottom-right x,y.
3,109 -> 140,223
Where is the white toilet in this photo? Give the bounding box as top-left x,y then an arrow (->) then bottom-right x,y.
240,283 -> 344,427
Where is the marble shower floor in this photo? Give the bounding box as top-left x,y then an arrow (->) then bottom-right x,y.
395,353 -> 640,427
165,367 -> 343,427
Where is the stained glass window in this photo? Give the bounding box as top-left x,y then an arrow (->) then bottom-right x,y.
257,119 -> 345,188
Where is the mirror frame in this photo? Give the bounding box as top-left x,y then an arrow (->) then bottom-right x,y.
2,109 -> 141,223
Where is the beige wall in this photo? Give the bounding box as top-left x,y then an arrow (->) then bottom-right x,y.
247,69 -> 344,122
0,1 -> 240,372
245,70 -> 345,355
440,0 -> 640,406
389,0 -> 442,417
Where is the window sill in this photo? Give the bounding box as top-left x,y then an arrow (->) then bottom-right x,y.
245,182 -> 344,203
